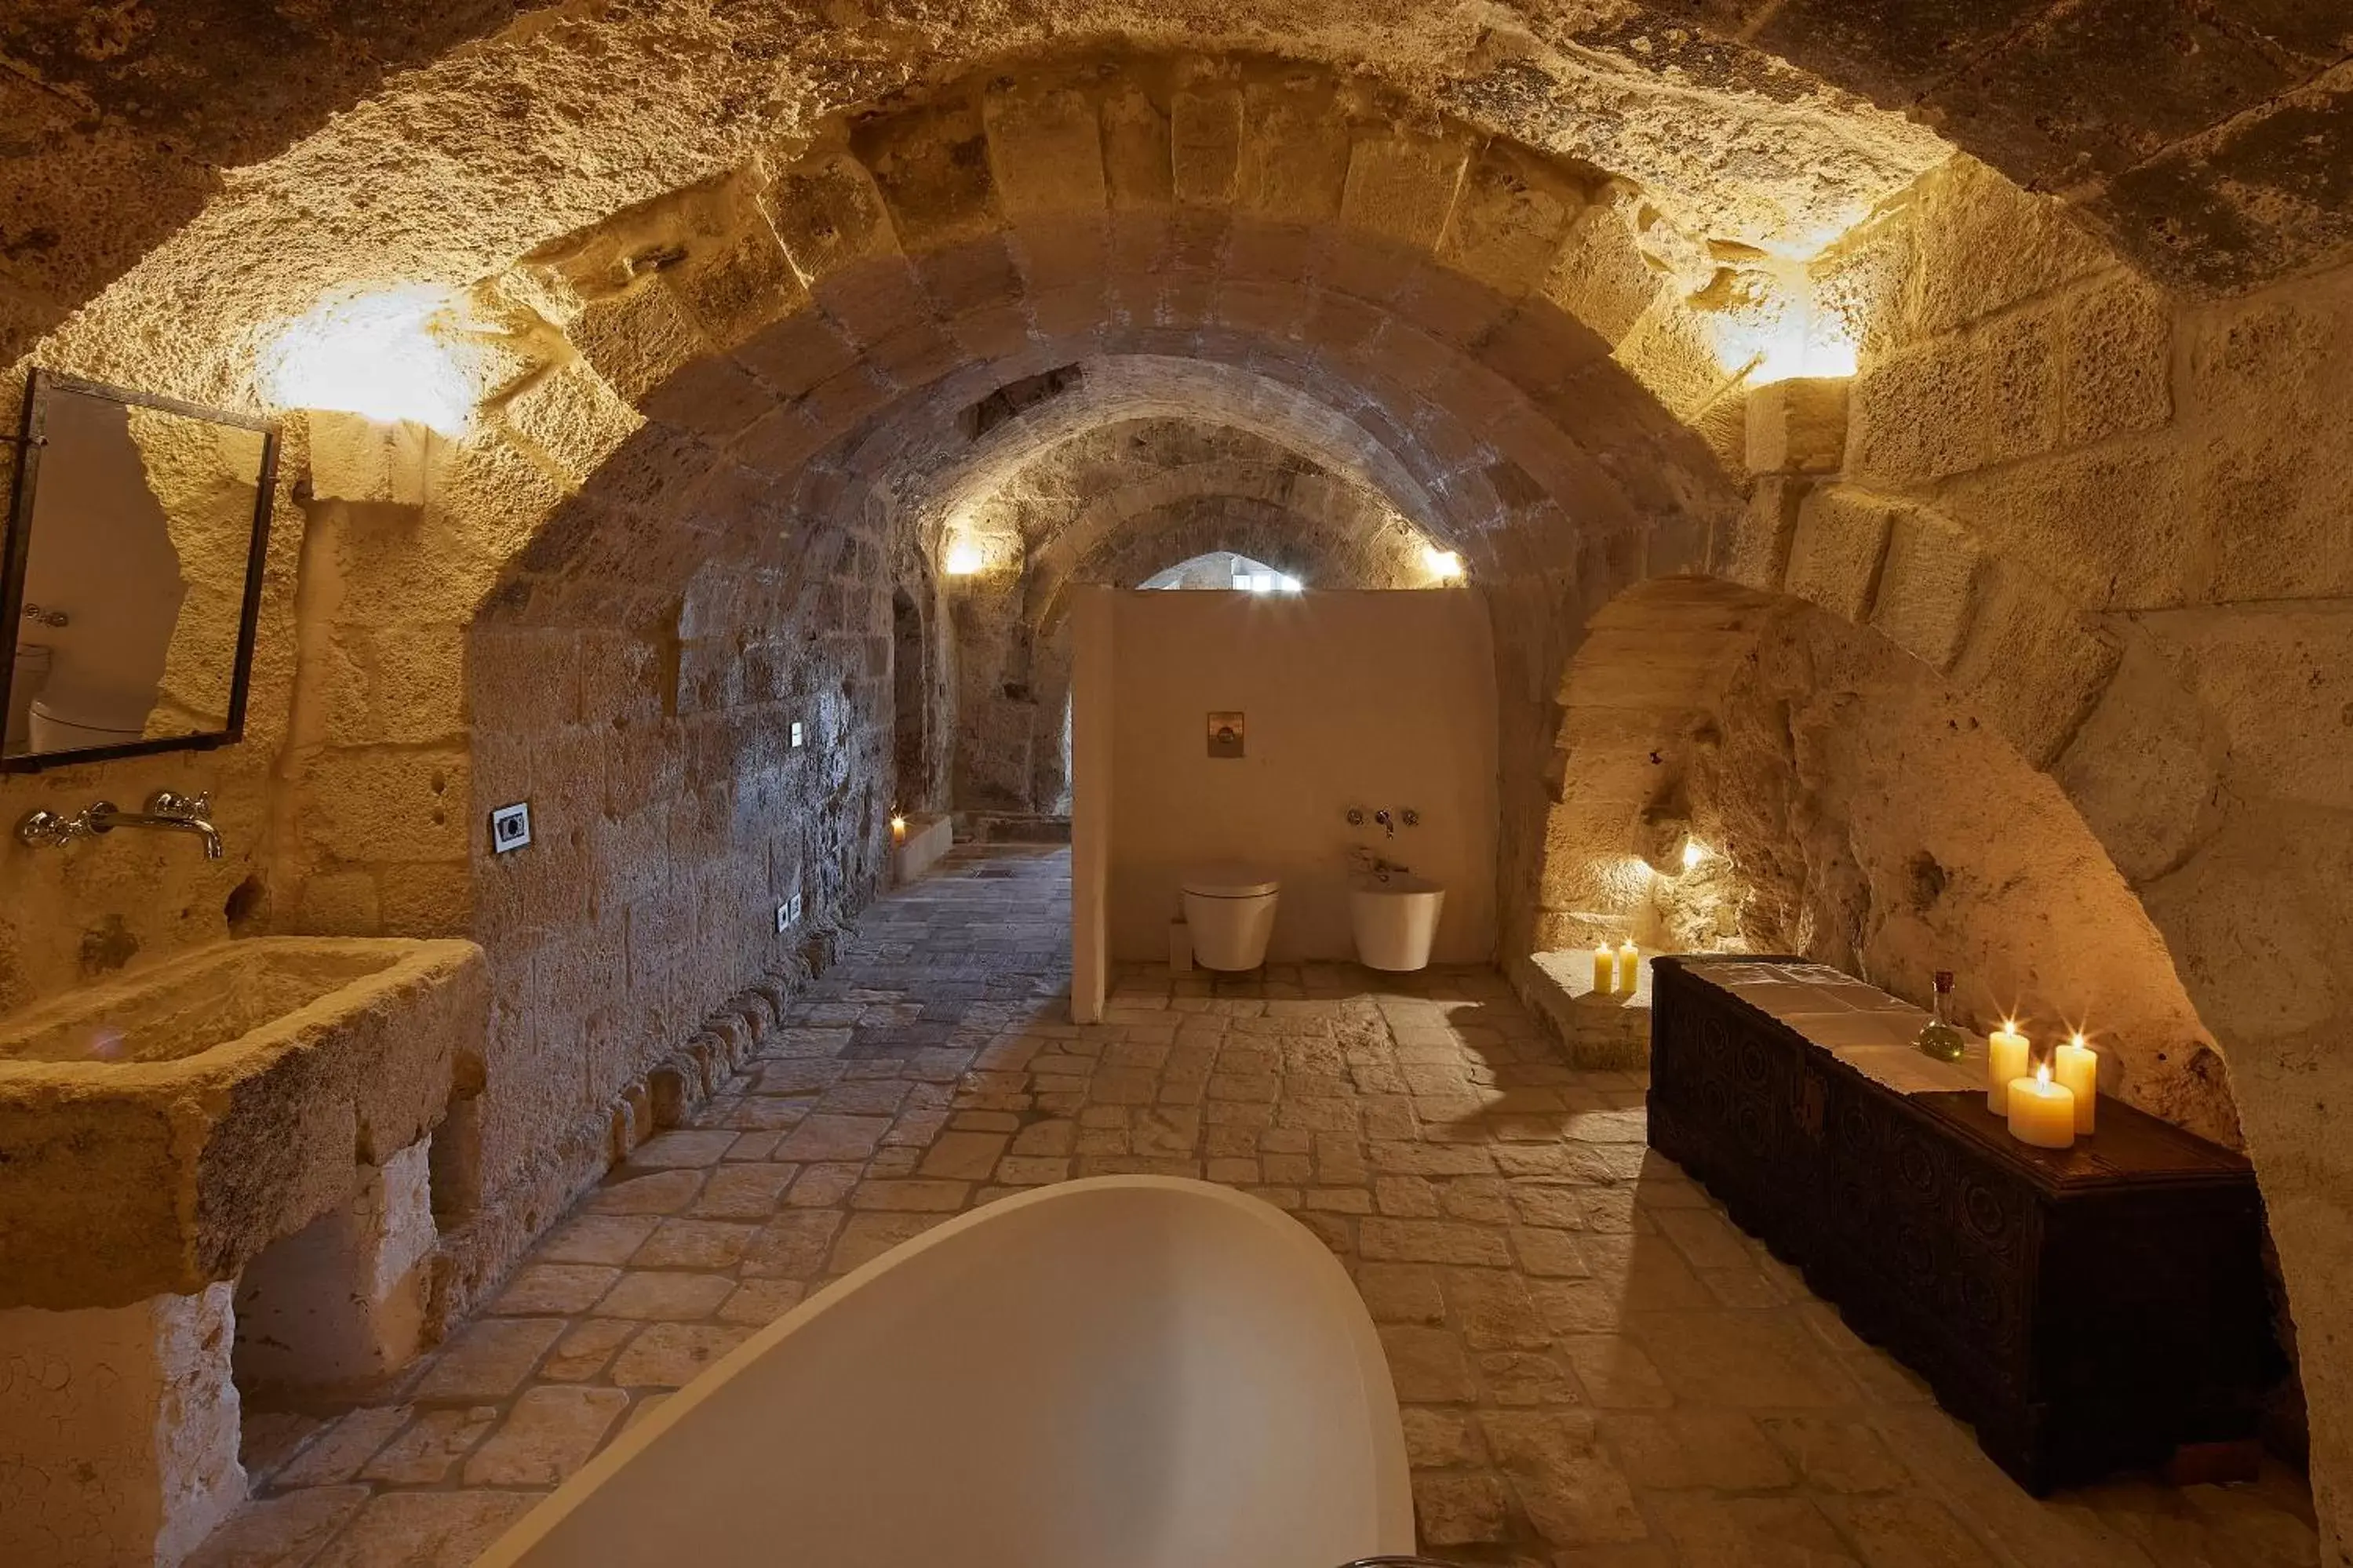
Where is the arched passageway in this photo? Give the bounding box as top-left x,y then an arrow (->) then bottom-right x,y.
3,16 -> 2351,1567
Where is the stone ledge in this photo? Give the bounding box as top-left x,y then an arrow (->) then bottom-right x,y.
1512,950 -> 1651,1071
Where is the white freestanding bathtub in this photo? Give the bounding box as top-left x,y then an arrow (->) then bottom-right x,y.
475,1177 -> 1415,1568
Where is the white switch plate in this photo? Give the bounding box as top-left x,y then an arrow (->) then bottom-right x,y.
490,802 -> 532,853
789,721 -> 804,748
774,892 -> 803,933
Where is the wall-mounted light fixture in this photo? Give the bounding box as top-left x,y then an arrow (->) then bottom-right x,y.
943,537 -> 986,576
1422,546 -> 1466,582
260,284 -> 480,436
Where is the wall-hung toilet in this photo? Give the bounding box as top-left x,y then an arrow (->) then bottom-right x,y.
1180,866 -> 1281,971
1351,874 -> 1446,972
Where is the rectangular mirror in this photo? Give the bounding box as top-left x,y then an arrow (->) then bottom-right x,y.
2,369 -> 279,771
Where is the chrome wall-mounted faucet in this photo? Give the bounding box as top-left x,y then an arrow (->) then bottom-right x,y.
1344,806 -> 1422,839
17,791 -> 222,860
20,602 -> 68,628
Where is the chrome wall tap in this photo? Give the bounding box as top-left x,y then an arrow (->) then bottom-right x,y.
17,790 -> 221,859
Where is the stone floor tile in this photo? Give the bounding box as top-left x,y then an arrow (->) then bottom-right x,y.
831,1211 -> 950,1271
359,1406 -> 498,1484
785,1161 -> 864,1206
694,1162 -> 801,1218
630,1217 -> 758,1269
1654,1495 -> 1863,1567
492,1262 -> 623,1315
1441,1266 -> 1551,1350
593,1270 -> 734,1319
588,1169 -> 705,1214
1412,1471 -> 1515,1545
187,1486 -> 369,1568
1360,1217 -> 1513,1267
309,1490 -> 538,1568
849,1177 -> 971,1210
775,1113 -> 892,1161
1478,1349 -> 1585,1406
407,1319 -> 566,1402
240,1410 -> 323,1484
610,1322 -> 753,1388
918,1130 -> 1009,1177
464,1385 -> 632,1486
541,1318 -> 637,1383
1481,1410 -> 1648,1548
741,1210 -> 844,1277
718,1277 -> 809,1326
1379,1324 -> 1481,1402
1604,1410 -> 1794,1491
1553,1334 -> 1674,1409
1759,1415 -> 1911,1493
626,1129 -> 740,1168
538,1213 -> 660,1264
1402,1406 -> 1487,1468
1819,1493 -> 2005,1567
269,1406 -> 410,1488
1625,1308 -> 1859,1409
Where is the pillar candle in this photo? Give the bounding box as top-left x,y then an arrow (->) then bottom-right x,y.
2053,1034 -> 2098,1133
2005,1064 -> 2075,1150
1592,944 -> 1614,995
1616,940 -> 1641,995
1987,1024 -> 2031,1115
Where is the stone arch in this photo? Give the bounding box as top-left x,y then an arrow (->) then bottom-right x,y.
4,4 -> 2334,391
9,34 -> 2348,1548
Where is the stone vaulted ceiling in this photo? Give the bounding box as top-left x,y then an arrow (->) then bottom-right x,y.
2,0 -> 2347,380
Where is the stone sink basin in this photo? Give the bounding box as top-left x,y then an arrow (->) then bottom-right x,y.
0,937 -> 486,1312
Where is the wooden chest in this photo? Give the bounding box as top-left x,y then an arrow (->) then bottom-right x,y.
1648,955 -> 2282,1493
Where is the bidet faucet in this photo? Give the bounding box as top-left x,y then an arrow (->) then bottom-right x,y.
17,790 -> 222,860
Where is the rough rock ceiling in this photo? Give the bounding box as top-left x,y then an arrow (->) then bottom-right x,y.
4,2 -> 2340,383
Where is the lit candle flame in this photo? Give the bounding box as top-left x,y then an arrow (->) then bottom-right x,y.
2035,1060 -> 2053,1087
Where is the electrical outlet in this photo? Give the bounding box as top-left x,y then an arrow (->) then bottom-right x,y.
789,891 -> 803,923
775,901 -> 792,934
490,802 -> 532,853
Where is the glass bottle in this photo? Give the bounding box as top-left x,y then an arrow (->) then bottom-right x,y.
1914,970 -> 1966,1063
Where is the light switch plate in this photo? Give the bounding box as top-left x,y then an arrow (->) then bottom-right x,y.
1207,711 -> 1244,759
789,721 -> 804,748
490,802 -> 532,853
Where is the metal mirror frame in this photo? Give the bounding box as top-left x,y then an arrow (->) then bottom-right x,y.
0,368 -> 281,773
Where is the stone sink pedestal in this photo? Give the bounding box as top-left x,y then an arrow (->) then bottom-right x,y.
0,937 -> 486,1568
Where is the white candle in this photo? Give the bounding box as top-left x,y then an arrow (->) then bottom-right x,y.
2006,1063 -> 2076,1150
1987,1024 -> 2031,1115
2053,1033 -> 2098,1133
1593,944 -> 1614,995
1616,940 -> 1641,995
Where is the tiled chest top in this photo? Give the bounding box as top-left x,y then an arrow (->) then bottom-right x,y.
1648,955 -> 2282,1493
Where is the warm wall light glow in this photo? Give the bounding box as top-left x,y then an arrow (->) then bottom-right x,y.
262,285 -> 479,435
1747,319 -> 1859,386
1681,838 -> 1707,871
1423,546 -> 1466,581
943,538 -> 986,576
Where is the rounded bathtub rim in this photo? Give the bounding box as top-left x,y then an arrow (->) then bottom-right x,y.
471,1174 -> 1416,1567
